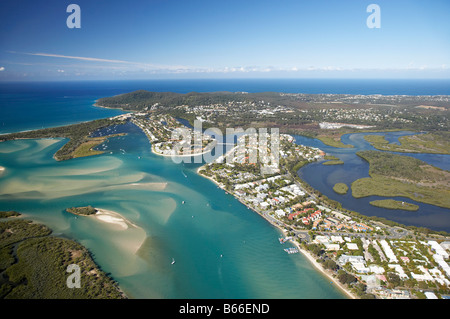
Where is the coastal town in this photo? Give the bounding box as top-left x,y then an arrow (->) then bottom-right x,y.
119,109 -> 450,299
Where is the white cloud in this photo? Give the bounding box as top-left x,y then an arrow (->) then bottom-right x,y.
9,51 -> 191,71
23,52 -> 132,64
0,67 -> 5,71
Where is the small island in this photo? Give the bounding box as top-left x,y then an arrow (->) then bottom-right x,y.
369,199 -> 419,211
66,206 -> 139,230
333,183 -> 349,195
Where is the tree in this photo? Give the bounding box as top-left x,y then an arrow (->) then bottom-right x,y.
387,272 -> 401,288
323,259 -> 338,271
337,271 -> 357,285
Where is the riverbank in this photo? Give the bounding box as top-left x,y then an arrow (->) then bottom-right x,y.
196,165 -> 357,299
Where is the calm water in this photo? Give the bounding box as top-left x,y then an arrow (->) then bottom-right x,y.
0,123 -> 345,298
295,132 -> 450,232
0,79 -> 448,298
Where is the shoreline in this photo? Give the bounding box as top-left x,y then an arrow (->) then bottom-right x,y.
294,243 -> 356,299
196,165 -> 357,299
67,207 -> 140,230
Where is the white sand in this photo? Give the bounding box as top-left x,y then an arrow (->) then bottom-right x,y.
294,244 -> 356,299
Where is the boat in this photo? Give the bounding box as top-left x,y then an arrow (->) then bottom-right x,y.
171,258 -> 175,265
284,247 -> 299,254
182,201 -> 185,204
278,236 -> 293,244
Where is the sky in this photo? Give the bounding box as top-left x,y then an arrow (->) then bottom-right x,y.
0,0 -> 449,81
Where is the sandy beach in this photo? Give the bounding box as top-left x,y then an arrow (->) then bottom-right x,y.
94,208 -> 140,230
196,165 -> 357,299
295,243 -> 356,299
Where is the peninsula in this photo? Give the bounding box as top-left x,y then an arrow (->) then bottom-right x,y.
0,211 -> 125,299
351,151 -> 450,209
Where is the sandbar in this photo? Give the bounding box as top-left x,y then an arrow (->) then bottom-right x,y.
94,208 -> 139,230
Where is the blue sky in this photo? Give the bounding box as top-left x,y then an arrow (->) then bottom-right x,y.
0,0 -> 449,80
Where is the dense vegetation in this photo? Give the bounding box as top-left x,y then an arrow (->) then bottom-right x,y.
357,150 -> 448,183
364,133 -> 450,154
96,90 -> 251,110
0,212 -> 125,299
66,206 -> 98,216
0,118 -> 125,161
352,151 -> 450,208
369,199 -> 419,211
333,183 -> 349,195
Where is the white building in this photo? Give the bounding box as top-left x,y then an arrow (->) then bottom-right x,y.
313,235 -> 330,245
388,264 -> 408,280
347,243 -> 359,251
425,292 -> 438,299
428,241 -> 449,259
433,254 -> 450,278
324,243 -> 340,251
369,265 -> 385,274
275,209 -> 286,218
380,240 -> 398,263
331,236 -> 345,243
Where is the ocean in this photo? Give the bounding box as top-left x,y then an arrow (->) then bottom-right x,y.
0,78 -> 448,298
1,78 -> 450,134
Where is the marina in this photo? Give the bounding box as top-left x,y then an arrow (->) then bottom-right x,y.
284,248 -> 299,254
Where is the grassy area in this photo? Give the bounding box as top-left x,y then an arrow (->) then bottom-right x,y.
70,133 -> 126,159
364,134 -> 390,145
333,183 -> 349,195
317,136 -> 354,148
323,155 -> 344,165
0,213 -> 125,299
369,199 -> 419,211
351,151 -> 450,208
364,133 -> 450,154
323,160 -> 344,165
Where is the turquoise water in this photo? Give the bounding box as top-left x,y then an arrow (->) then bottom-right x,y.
0,123 -> 345,299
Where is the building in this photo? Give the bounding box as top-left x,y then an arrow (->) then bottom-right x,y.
275,209 -> 286,218
380,240 -> 398,263
425,292 -> 438,299
338,254 -> 364,266
428,241 -> 449,259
